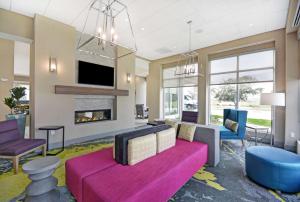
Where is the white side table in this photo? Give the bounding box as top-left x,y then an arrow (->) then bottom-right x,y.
246,125 -> 271,146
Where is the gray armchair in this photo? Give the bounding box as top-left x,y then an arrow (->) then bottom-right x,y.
136,104 -> 148,119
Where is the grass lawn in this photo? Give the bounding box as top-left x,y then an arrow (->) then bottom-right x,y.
211,115 -> 271,127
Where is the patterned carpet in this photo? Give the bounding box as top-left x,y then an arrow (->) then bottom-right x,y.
0,138 -> 299,202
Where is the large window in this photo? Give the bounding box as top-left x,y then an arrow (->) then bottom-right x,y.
209,50 -> 275,128
163,62 -> 198,119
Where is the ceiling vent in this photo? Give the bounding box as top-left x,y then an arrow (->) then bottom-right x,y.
155,48 -> 172,54
293,0 -> 300,27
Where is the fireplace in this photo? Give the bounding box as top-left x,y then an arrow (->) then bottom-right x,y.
75,109 -> 111,124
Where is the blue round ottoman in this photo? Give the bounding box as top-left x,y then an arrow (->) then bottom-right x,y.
246,146 -> 300,193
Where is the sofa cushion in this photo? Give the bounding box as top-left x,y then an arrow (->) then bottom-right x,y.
156,128 -> 176,153
128,133 -> 157,165
82,139 -> 208,202
178,123 -> 196,142
0,139 -> 46,156
114,124 -> 171,165
65,148 -> 117,202
224,119 -> 239,132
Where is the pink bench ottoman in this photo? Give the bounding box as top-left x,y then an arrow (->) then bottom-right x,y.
82,140 -> 208,202
65,148 -> 116,202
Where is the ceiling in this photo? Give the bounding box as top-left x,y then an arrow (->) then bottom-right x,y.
0,0 -> 290,60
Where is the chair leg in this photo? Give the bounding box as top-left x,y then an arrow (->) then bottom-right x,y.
42,144 -> 47,157
241,139 -> 245,146
13,156 -> 19,174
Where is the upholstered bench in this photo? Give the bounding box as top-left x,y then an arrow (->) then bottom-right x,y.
66,124 -> 219,202
246,146 -> 300,193
82,140 -> 208,202
65,148 -> 117,202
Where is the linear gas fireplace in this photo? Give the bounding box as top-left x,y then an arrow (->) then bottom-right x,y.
75,109 -> 111,124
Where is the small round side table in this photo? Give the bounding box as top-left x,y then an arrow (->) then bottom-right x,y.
22,156 -> 62,202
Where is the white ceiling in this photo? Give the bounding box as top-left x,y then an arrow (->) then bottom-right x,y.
0,0 -> 289,60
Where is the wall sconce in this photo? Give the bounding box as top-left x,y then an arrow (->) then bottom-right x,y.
49,57 -> 57,73
127,73 -> 131,83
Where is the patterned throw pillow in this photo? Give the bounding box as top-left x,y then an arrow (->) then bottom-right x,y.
156,128 -> 176,153
165,119 -> 179,132
224,119 -> 239,132
178,123 -> 196,142
127,134 -> 157,165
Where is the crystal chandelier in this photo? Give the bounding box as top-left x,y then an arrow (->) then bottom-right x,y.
77,0 -> 137,59
175,21 -> 203,77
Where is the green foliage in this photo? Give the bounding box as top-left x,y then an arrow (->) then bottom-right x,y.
212,76 -> 263,105
10,87 -> 26,103
4,97 -> 16,114
211,114 -> 271,127
3,87 -> 26,114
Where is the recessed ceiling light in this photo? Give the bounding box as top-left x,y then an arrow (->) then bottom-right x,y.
141,27 -> 145,31
249,23 -> 254,27
173,46 -> 177,49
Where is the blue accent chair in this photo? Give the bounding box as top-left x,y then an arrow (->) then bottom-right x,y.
246,146 -> 300,193
219,109 -> 248,145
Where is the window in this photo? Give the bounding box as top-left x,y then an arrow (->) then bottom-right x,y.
209,50 -> 274,128
163,62 -> 198,119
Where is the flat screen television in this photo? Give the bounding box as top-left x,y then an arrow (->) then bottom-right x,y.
78,61 -> 114,87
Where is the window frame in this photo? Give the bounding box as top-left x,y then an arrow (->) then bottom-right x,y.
162,63 -> 199,120
208,48 -> 276,124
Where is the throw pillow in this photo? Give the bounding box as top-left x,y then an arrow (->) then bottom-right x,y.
178,123 -> 196,142
224,119 -> 239,132
127,134 -> 157,165
165,119 -> 179,131
156,128 -> 176,153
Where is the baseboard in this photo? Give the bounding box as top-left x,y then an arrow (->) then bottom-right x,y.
273,141 -> 284,148
49,124 -> 151,149
284,144 -> 297,152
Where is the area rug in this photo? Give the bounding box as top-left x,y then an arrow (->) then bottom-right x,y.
0,139 -> 299,202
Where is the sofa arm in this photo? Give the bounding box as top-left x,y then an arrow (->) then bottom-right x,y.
193,124 -> 220,167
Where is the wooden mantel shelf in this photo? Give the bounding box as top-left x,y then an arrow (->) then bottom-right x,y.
55,85 -> 129,96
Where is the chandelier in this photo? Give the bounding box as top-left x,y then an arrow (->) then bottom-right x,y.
77,0 -> 137,59
175,21 -> 203,77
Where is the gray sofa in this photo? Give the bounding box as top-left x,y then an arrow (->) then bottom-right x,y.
114,122 -> 220,167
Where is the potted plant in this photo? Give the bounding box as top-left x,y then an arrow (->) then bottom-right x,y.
4,87 -> 27,138
10,86 -> 26,113
4,97 -> 16,115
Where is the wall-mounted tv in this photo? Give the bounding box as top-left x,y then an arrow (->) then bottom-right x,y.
78,61 -> 114,87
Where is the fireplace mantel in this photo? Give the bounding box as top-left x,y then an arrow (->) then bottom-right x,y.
55,85 -> 128,96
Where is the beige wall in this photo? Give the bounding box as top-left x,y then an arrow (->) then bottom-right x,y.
0,9 -> 33,41
33,15 -> 136,144
285,32 -> 300,150
0,38 -> 14,120
135,76 -> 147,106
147,29 -> 286,146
